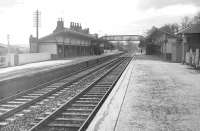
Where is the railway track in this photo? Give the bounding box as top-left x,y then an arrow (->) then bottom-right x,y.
0,56 -> 125,130
29,56 -> 132,131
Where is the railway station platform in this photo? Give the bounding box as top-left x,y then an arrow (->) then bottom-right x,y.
87,54 -> 200,131
0,53 -> 119,81
0,52 -> 121,99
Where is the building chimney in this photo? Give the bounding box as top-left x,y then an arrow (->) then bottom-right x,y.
54,18 -> 64,33
70,22 -> 72,28
75,23 -> 78,31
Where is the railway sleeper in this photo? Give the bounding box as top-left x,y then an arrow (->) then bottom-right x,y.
86,93 -> 105,95
14,98 -> 32,101
69,105 -> 95,110
76,98 -> 100,103
89,89 -> 109,92
78,97 -> 101,101
61,112 -> 90,118
88,91 -> 107,94
72,104 -> 96,107
46,123 -> 80,131
64,108 -> 93,114
75,100 -> 99,104
82,95 -> 103,98
53,117 -> 85,124
0,104 -> 18,108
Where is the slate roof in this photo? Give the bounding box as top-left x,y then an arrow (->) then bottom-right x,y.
38,28 -> 96,42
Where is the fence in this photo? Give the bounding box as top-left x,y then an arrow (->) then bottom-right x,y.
185,48 -> 200,68
17,53 -> 51,65
0,53 -> 51,67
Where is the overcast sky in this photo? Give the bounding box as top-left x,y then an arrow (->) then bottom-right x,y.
0,0 -> 200,47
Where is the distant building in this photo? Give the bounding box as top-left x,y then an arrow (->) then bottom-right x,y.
0,43 -> 28,56
145,28 -> 182,62
177,23 -> 200,63
30,19 -> 103,58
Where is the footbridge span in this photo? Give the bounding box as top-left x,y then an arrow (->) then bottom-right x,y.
100,35 -> 143,41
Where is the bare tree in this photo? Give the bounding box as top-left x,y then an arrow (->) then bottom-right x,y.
170,23 -> 179,34
146,26 -> 157,36
159,23 -> 179,34
181,16 -> 192,28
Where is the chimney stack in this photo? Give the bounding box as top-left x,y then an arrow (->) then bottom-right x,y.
54,18 -> 64,32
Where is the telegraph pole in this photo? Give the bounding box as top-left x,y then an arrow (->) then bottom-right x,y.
33,9 -> 41,40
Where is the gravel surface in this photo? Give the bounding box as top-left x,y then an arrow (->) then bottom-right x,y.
115,55 -> 200,131
0,60 -> 116,131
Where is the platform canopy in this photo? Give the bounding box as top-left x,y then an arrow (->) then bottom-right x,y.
100,35 -> 143,41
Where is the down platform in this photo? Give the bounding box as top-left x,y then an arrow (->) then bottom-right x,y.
88,54 -> 200,131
